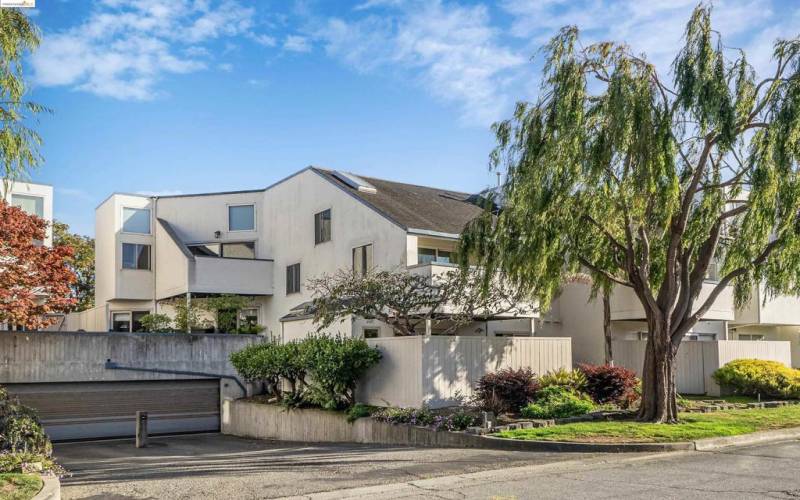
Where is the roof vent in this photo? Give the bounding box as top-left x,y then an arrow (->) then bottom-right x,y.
331,171 -> 377,194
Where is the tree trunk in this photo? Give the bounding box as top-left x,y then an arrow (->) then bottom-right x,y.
603,291 -> 613,365
637,320 -> 679,423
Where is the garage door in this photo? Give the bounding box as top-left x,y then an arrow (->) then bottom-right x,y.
6,379 -> 220,441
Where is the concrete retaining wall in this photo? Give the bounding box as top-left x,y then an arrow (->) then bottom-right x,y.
0,331 -> 263,384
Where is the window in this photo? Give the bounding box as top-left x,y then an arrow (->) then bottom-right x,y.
352,244 -> 373,276
314,209 -> 332,244
738,334 -> 765,341
239,308 -> 259,329
418,247 -> 437,264
286,263 -> 301,294
229,204 -> 255,231
189,243 -> 221,257
111,312 -> 131,332
418,247 -> 456,265
122,207 -> 151,234
132,311 -> 148,332
122,243 -> 151,270
11,194 -> 44,218
363,327 -> 379,339
222,242 -> 256,259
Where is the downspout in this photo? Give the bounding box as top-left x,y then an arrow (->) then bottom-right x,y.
152,196 -> 158,316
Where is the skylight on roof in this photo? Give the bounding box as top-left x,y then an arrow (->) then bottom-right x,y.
331,171 -> 377,194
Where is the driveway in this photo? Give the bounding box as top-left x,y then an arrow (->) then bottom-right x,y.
55,433 -> 602,499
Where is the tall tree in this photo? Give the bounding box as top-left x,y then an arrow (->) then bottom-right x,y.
0,9 -> 44,198
52,221 -> 94,312
0,202 -> 76,329
460,5 -> 800,422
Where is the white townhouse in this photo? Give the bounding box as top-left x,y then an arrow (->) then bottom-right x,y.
75,167 -> 537,339
2,180 -> 54,246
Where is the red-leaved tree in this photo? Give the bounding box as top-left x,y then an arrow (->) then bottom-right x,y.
0,201 -> 76,329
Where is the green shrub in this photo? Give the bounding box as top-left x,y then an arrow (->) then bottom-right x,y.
539,368 -> 587,392
303,335 -> 382,409
138,313 -> 173,332
346,404 -> 376,422
520,386 -> 595,419
473,368 -> 539,414
0,388 -> 50,455
0,452 -> 61,474
712,359 -> 800,399
230,336 -> 381,410
433,411 -> 475,431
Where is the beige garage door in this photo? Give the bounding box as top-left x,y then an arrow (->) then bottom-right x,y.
6,379 -> 220,441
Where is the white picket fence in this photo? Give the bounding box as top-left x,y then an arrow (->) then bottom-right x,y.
357,336 -> 572,408
612,340 -> 792,396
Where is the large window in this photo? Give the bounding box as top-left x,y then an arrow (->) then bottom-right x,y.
122,207 -> 151,234
352,244 -> 373,276
314,209 -> 331,244
11,194 -> 44,218
418,247 -> 455,265
286,263 -> 301,294
229,204 -> 255,231
111,311 -> 149,332
363,327 -> 379,339
122,243 -> 151,270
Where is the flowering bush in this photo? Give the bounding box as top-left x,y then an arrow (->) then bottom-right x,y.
374,407 -> 475,431
578,363 -> 639,407
473,368 -> 539,414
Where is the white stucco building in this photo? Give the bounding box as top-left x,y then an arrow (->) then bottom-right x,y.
2,180 -> 54,246
74,167 -> 537,339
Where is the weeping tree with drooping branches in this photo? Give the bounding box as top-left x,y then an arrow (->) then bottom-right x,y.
460,5 -> 800,423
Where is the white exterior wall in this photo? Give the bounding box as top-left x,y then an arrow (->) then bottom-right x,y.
260,169 -> 408,337
3,181 -> 54,246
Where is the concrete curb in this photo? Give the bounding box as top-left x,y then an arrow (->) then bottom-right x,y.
32,474 -> 60,500
693,426 -> 800,451
480,435 -> 695,453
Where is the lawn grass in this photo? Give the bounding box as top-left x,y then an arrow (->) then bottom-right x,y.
0,473 -> 43,500
495,405 -> 800,443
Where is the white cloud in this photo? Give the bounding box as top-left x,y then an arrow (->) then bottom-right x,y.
32,0 -> 268,100
218,62 -> 234,72
250,33 -> 277,47
315,0 -> 526,125
283,34 -> 312,52
56,187 -> 93,202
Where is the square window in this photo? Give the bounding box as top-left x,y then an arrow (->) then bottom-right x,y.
122,243 -> 151,270
132,311 -> 149,332
363,327 -> 379,339
111,312 -> 131,332
314,209 -> 331,244
229,205 -> 255,231
286,263 -> 301,294
11,194 -> 44,218
122,207 -> 151,234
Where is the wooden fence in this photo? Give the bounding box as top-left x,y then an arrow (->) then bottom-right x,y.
357,336 -> 572,408
612,340 -> 792,396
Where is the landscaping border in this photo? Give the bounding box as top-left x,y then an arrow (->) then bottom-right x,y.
223,399 -> 800,453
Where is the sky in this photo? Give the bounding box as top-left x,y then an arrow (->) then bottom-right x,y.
19,0 -> 800,235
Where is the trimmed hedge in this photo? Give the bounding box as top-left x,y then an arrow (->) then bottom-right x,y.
230,336 -> 381,410
712,359 -> 800,399
520,386 -> 595,419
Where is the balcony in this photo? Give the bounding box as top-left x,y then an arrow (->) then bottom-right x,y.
407,262 -> 537,318
155,219 -> 273,299
610,282 -> 735,321
734,285 -> 800,326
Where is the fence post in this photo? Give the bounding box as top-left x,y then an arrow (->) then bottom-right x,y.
136,411 -> 148,448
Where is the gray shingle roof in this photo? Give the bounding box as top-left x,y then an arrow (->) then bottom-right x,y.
312,168 -> 486,235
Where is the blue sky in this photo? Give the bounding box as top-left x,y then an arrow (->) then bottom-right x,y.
22,0 -> 800,235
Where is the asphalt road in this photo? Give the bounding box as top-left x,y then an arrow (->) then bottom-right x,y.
294,439 -> 800,499
54,433 -> 601,499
